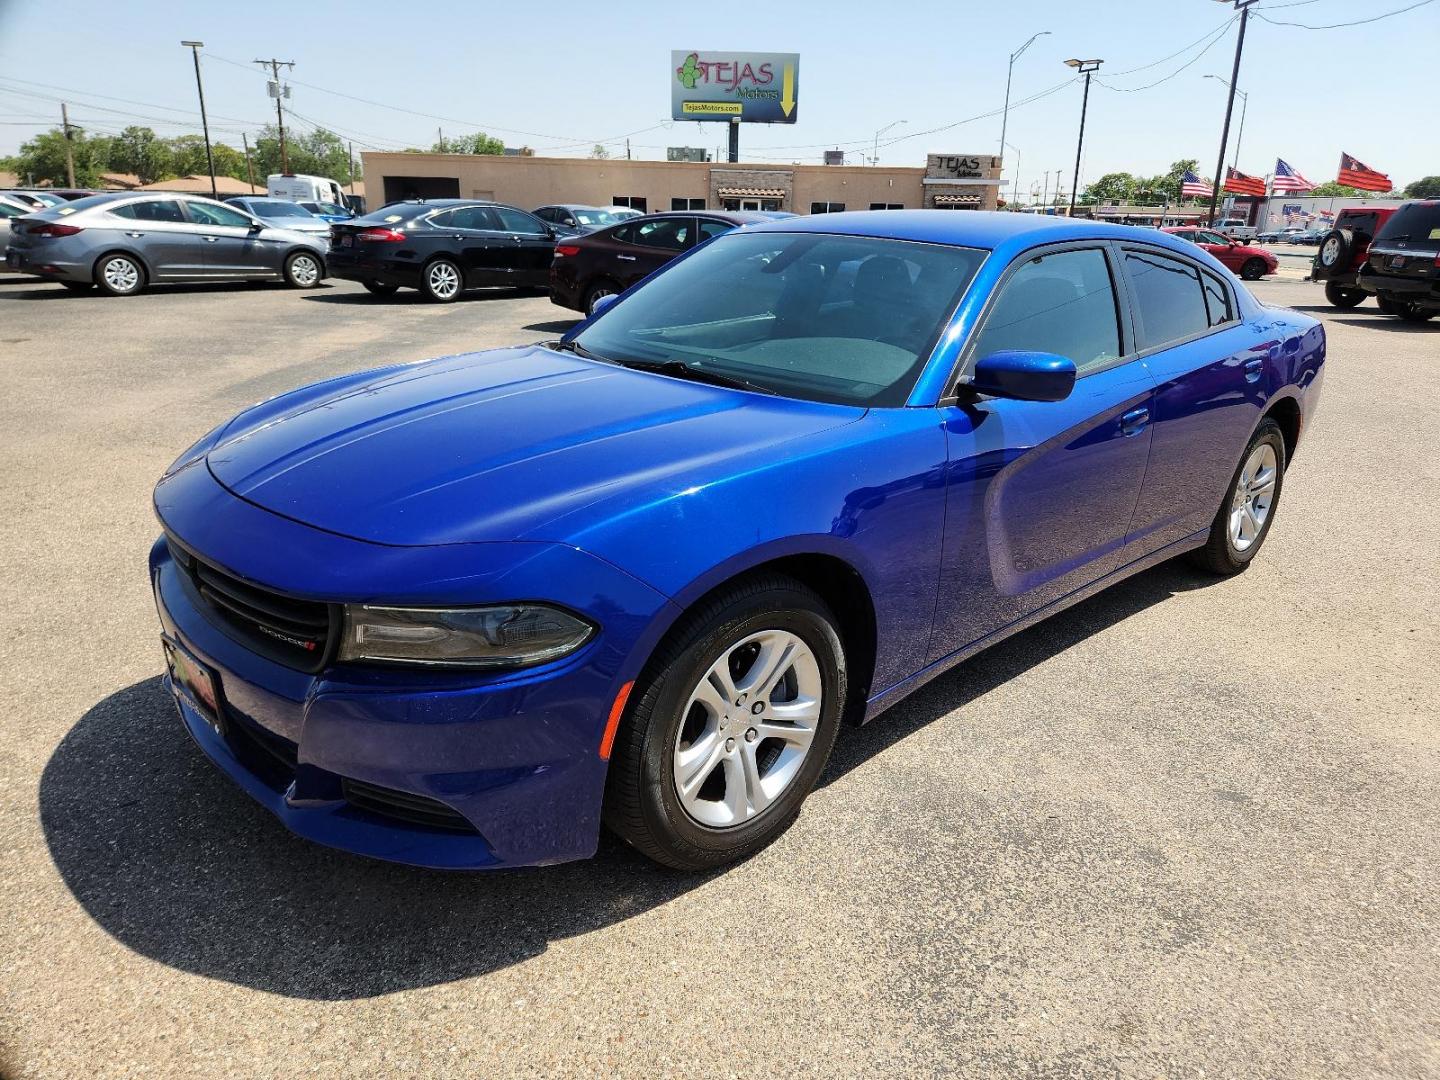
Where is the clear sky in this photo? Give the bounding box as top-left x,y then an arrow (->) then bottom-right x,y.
1,0 -> 1435,197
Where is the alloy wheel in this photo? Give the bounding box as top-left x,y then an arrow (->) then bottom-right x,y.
672,629 -> 822,829
1229,442 -> 1277,552
103,257 -> 140,293
427,262 -> 460,299
289,254 -> 320,287
1320,237 -> 1340,267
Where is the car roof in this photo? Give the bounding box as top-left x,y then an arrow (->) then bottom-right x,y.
634,210 -> 777,225
743,209 -> 1211,254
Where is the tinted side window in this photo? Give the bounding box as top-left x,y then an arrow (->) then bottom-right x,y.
533,207 -> 556,223
971,248 -> 1121,375
698,219 -> 733,242
187,202 -> 252,228
610,223 -> 638,245
632,218 -> 691,250
450,206 -> 497,230
493,207 -> 548,234
1124,250 -> 1210,347
113,200 -> 186,223
1340,212 -> 1377,239
1201,269 -> 1233,327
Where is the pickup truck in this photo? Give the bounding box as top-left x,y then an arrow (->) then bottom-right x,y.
1213,218 -> 1258,242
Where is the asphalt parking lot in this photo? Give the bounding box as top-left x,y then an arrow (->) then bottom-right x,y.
1,272 -> 1436,1078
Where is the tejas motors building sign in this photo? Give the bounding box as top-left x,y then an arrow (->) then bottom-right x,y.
671,51 -> 799,124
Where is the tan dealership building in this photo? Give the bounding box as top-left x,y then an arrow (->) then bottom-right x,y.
359,151 -> 1003,215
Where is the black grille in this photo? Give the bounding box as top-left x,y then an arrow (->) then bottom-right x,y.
341,778 -> 477,833
226,715 -> 299,789
168,536 -> 336,672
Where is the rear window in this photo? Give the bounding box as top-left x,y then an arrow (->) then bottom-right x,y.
1376,203 -> 1440,246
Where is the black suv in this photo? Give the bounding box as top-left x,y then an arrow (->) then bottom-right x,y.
328,199 -> 558,302
1356,200 -> 1440,323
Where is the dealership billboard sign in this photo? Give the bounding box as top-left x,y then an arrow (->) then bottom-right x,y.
671,51 -> 799,124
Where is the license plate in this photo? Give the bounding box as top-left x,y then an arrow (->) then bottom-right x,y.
163,637 -> 223,735
1390,255 -> 1406,269
339,235 -> 353,247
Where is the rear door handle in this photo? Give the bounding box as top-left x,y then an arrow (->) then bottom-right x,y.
616,254 -> 637,262
1120,406 -> 1150,436
202,236 -> 219,243
125,231 -> 145,238
1245,357 -> 1264,383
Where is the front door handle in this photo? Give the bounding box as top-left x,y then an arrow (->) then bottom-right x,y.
201,236 -> 219,243
125,231 -> 145,238
616,254 -> 636,262
1120,406 -> 1150,436
1244,357 -> 1264,383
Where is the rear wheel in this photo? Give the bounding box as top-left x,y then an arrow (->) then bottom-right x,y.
361,280 -> 399,296
1189,418 -> 1286,576
283,251 -> 323,289
420,258 -> 463,303
1323,282 -> 1366,309
94,253 -> 145,297
1240,257 -> 1267,281
604,575 -> 846,870
1397,303 -> 1436,323
584,280 -> 619,316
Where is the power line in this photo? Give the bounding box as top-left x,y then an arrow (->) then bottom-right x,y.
1255,0 -> 1435,27
1105,14 -> 1237,76
1094,19 -> 1237,93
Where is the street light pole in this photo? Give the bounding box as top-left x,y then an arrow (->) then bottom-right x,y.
181,41 -> 217,199
1208,0 -> 1258,225
1063,58 -> 1103,218
999,31 -> 1050,163
871,119 -> 906,166
1205,74 -> 1249,173
1003,141 -> 1021,209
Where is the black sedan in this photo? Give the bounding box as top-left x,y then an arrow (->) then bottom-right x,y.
327,199 -> 558,302
549,210 -> 775,315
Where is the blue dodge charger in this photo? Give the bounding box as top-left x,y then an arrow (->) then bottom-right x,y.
151,211 -> 1325,871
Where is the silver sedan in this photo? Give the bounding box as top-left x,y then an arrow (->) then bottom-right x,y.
3,192 -> 329,296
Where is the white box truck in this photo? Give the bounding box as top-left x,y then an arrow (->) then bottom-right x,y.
266,174 -> 347,206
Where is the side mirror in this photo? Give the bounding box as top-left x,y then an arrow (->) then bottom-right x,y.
969,350 -> 1076,402
590,293 -> 618,317
248,221 -> 264,233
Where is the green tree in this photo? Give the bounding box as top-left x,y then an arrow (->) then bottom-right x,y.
590,143 -> 611,160
1083,172 -> 1138,205
1403,175 -> 1440,198
107,126 -> 172,184
7,127 -> 112,186
251,125 -> 354,183
165,135 -> 248,181
433,131 -> 504,155
1307,181 -> 1365,198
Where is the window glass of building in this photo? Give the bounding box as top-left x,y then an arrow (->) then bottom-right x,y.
1123,250 -> 1210,347
972,248 -> 1122,375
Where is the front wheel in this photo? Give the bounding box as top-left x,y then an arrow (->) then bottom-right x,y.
283,251 -> 323,289
1240,257 -> 1267,281
1324,282 -> 1365,309
420,258 -> 463,303
604,575 -> 846,870
1189,418 -> 1286,576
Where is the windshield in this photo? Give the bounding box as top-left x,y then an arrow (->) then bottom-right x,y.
1376,202 -> 1440,246
574,231 -> 985,407
573,209 -> 619,227
249,200 -> 313,218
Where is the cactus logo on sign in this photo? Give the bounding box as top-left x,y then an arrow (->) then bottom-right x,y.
671,51 -> 799,124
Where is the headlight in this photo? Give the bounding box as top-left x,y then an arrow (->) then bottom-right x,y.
338,604 -> 595,669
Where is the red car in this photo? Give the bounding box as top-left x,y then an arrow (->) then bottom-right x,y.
1162,226 -> 1277,281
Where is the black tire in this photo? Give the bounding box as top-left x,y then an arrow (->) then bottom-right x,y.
603,574 -> 847,871
1189,418 -> 1287,576
1377,296 -> 1404,316
584,280 -> 620,316
283,250 -> 324,289
1324,282 -> 1366,309
361,280 -> 399,296
1316,228 -> 1353,274
419,258 -> 463,303
60,281 -> 94,293
1240,257 -> 1267,281
1396,304 -> 1436,323
93,253 -> 146,297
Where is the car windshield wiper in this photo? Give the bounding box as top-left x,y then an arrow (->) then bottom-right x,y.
626,358 -> 778,396
545,338 -> 612,363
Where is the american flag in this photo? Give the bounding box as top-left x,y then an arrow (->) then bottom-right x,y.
1223,166 -> 1267,198
1338,153 -> 1392,193
1180,170 -> 1213,198
1273,158 -> 1315,193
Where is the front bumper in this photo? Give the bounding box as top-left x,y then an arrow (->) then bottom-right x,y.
150,463 -> 676,869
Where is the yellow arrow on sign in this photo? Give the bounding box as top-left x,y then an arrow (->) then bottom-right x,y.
781,63 -> 795,118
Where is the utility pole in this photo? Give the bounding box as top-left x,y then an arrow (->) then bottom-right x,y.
60,103 -> 76,188
1041,170 -> 1049,210
1063,58 -> 1103,218
626,138 -> 631,161
181,41 -> 217,199
1208,0 -> 1257,225
242,133 -> 257,192
253,57 -> 295,173
348,142 -> 356,196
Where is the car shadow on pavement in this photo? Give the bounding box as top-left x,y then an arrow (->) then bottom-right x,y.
40,559 -> 1215,1001
523,319 -> 582,334
301,287 -> 539,306
1329,317 -> 1439,333
3,281 -> 331,301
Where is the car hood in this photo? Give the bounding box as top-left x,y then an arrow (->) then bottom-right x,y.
205,344 -> 862,546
